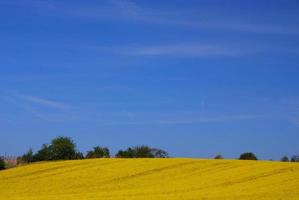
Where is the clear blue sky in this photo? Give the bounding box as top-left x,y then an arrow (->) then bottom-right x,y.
1,0 -> 299,160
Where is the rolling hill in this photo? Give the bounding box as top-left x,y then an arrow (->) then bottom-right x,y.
0,158 -> 299,200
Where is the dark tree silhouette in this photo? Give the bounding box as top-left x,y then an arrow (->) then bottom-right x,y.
31,136 -> 83,162
239,152 -> 258,160
33,144 -> 52,161
0,157 -> 5,170
214,154 -> 224,159
19,149 -> 34,164
116,146 -> 169,158
86,146 -> 110,158
50,136 -> 77,160
280,156 -> 289,162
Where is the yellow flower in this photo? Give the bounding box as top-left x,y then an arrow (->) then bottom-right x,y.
0,158 -> 298,200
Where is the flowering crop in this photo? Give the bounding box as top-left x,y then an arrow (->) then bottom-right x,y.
0,158 -> 298,199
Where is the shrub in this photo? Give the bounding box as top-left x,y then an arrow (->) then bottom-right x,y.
115,147 -> 137,158
116,147 -> 135,158
134,146 -> 154,158
33,144 -> 52,161
214,154 -> 224,159
239,152 -> 258,160
116,146 -> 169,158
0,157 -> 5,170
86,146 -> 110,158
151,148 -> 169,158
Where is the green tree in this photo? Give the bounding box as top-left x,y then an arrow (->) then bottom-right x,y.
33,144 -> 52,161
75,152 -> 84,159
115,150 -> 125,158
20,149 -> 34,163
86,146 -> 110,158
239,152 -> 258,160
50,136 -> 77,160
280,156 -> 289,162
134,146 -> 154,158
115,148 -> 135,158
32,136 -> 82,162
116,146 -> 169,158
0,157 -> 5,170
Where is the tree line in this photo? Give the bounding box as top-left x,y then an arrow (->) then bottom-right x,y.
0,136 -> 298,171
16,136 -> 169,164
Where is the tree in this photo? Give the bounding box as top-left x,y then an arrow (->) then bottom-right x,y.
32,136 -> 81,162
214,154 -> 223,159
291,155 -> 299,162
134,146 -> 154,158
75,152 -> 84,159
115,147 -> 135,158
281,156 -> 289,162
116,146 -> 169,158
33,144 -> 52,161
20,149 -> 34,163
239,152 -> 258,160
0,157 -> 5,170
86,146 -> 110,158
50,136 -> 77,160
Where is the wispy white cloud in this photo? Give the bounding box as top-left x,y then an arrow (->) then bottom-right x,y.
120,44 -> 242,57
18,95 -> 67,110
0,91 -> 72,122
3,91 -> 69,110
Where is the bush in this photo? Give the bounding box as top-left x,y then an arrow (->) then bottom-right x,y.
151,148 -> 169,158
116,146 -> 169,158
86,146 -> 110,158
214,154 -> 223,159
239,152 -> 258,160
0,157 -> 5,170
280,156 -> 289,162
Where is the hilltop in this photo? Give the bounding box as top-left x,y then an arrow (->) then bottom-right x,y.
0,158 -> 299,200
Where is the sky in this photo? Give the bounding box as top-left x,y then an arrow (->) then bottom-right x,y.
0,0 -> 299,160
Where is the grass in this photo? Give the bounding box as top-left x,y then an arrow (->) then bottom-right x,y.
0,158 -> 299,200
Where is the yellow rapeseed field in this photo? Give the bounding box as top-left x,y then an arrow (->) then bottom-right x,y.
0,158 -> 299,200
